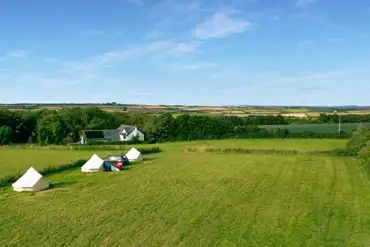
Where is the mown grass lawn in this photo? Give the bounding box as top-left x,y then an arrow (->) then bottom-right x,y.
0,139 -> 346,176
1,152 -> 370,246
0,150 -> 114,175
126,138 -> 346,152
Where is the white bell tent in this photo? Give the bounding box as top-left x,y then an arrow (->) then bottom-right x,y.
126,147 -> 143,162
12,167 -> 49,192
81,154 -> 105,172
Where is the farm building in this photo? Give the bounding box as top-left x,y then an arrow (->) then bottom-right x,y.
80,124 -> 145,144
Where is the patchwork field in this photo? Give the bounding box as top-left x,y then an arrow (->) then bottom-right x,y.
2,103 -> 370,117
260,123 -> 370,133
1,139 -> 370,246
173,139 -> 347,151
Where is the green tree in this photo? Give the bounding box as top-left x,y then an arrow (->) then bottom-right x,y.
0,126 -> 12,144
155,113 -> 174,141
346,126 -> 370,151
142,116 -> 158,142
37,112 -> 67,145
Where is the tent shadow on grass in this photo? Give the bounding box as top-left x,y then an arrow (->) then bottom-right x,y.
49,181 -> 77,189
143,157 -> 157,161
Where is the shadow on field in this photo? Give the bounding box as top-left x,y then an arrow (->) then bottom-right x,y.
49,181 -> 77,189
143,157 -> 157,161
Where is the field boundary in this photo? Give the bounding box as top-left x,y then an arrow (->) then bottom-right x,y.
0,145 -> 161,154
0,159 -> 86,187
181,146 -> 358,157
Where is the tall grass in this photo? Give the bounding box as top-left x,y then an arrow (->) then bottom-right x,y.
181,146 -> 358,157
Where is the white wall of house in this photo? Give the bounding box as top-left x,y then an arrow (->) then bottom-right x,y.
81,135 -> 86,144
130,128 -> 145,141
119,128 -> 145,141
81,126 -> 145,144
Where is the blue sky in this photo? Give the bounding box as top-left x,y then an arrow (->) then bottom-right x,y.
0,0 -> 369,106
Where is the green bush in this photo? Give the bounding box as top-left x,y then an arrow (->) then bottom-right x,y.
344,126 -> 370,172
329,148 -> 359,157
0,126 -> 12,145
346,126 -> 370,151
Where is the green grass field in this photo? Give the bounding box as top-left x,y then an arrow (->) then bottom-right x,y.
1,139 -> 370,246
174,139 -> 347,151
1,152 -> 370,246
0,150 -> 114,176
0,139 -> 346,176
260,123 -> 370,133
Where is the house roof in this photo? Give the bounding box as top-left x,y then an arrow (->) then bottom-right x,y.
117,124 -> 137,135
82,124 -> 141,140
82,130 -> 120,140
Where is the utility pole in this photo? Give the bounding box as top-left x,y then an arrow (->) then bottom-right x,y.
334,110 -> 341,133
338,113 -> 341,133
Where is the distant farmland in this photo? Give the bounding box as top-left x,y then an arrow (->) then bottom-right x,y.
2,103 -> 370,118
260,123 -> 370,133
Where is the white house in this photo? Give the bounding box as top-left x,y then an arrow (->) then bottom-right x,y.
80,124 -> 145,144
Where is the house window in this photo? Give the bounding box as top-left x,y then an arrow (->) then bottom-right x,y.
122,133 -> 126,139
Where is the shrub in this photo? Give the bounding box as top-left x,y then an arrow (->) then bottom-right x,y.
330,148 -> 359,157
0,126 -> 12,145
63,137 -> 74,144
346,126 -> 370,151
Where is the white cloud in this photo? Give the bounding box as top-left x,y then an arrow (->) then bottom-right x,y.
183,62 -> 218,70
275,70 -> 345,84
124,0 -> 143,6
94,41 -> 198,63
0,68 -> 10,73
193,10 -> 250,39
83,29 -> 105,36
172,42 -> 198,53
83,30 -> 122,38
145,29 -> 161,39
43,57 -> 56,63
327,37 -> 345,44
296,0 -> 317,7
150,0 -> 201,19
147,0 -> 203,37
297,40 -> 313,48
5,50 -> 33,58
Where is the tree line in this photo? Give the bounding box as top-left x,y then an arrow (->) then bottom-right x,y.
0,107 -> 368,145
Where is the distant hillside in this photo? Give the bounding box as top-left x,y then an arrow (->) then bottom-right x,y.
1,103 -> 370,118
